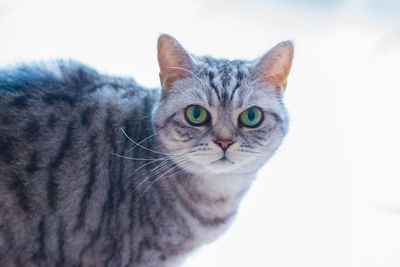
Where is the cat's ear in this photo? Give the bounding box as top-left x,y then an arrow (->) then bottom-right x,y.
253,40 -> 294,95
157,34 -> 194,90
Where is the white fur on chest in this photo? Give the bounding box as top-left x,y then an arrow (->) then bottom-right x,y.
181,173 -> 254,253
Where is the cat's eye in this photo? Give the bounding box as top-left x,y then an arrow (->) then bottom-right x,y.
185,105 -> 210,126
239,106 -> 264,128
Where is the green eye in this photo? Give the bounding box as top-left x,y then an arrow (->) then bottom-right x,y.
239,107 -> 264,128
185,105 -> 210,126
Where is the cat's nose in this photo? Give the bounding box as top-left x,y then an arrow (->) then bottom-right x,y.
214,139 -> 234,150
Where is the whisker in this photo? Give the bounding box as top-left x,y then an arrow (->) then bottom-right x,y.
120,128 -> 172,156
128,158 -> 166,177
243,150 -> 271,157
147,158 -> 172,177
140,168 -> 188,197
133,159 -> 174,192
111,152 -> 167,161
135,158 -> 190,202
127,133 -> 158,152
166,67 -> 202,84
239,150 -> 261,154
165,67 -> 211,101
133,156 -> 189,193
145,156 -> 188,182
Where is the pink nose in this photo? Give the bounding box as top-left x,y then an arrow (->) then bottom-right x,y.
215,139 -> 233,149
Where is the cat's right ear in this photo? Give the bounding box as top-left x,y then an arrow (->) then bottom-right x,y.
157,34 -> 194,91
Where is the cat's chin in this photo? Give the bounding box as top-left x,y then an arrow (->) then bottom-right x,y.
174,158 -> 237,176
210,157 -> 237,172
200,159 -> 248,175
211,156 -> 235,165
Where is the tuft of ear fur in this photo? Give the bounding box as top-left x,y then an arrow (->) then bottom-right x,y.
253,41 -> 294,95
157,34 -> 194,90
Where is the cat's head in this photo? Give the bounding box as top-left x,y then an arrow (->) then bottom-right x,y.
152,34 -> 293,175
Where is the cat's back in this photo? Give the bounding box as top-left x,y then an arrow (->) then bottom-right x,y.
0,60 -> 150,174
0,60 -> 106,176
0,59 -> 156,193
0,59 -> 154,143
0,59 -> 148,110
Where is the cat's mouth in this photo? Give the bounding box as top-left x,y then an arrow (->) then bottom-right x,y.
211,156 -> 235,165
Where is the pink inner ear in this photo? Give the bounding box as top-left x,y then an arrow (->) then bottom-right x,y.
160,67 -> 191,89
254,41 -> 294,94
157,34 -> 194,90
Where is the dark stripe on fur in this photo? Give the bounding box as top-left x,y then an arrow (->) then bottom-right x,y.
80,107 -> 96,127
0,135 -> 15,164
8,174 -> 30,212
47,121 -> 74,209
208,72 -> 221,102
221,90 -> 229,105
32,217 -> 45,260
230,70 -> 244,101
47,113 -> 57,128
26,151 -> 40,174
55,219 -> 66,267
23,120 -> 40,143
136,238 -> 151,263
43,93 -> 78,107
103,110 -> 119,266
117,121 -> 132,207
0,113 -> 12,125
219,64 -> 232,104
144,196 -> 159,235
75,133 -> 98,231
220,68 -> 231,89
10,95 -> 29,108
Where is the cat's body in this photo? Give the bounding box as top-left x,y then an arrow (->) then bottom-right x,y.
0,35 -> 293,266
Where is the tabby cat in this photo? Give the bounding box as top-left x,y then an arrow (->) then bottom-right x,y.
0,34 -> 293,266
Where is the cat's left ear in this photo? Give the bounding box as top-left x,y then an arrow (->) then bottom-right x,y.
253,41 -> 294,95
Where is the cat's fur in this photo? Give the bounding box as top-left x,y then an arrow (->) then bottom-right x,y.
0,34 -> 293,266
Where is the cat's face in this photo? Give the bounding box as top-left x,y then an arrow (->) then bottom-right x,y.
153,35 -> 293,175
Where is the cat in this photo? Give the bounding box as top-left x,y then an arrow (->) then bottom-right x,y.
0,34 -> 293,267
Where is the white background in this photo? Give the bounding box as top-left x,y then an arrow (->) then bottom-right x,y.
1,0 -> 400,266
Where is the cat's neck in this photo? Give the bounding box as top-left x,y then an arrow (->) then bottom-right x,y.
172,172 -> 255,223
197,172 -> 255,199
167,172 -> 254,250
195,172 -> 254,217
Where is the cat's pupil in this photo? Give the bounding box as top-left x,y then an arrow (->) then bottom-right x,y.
247,109 -> 255,121
193,106 -> 201,119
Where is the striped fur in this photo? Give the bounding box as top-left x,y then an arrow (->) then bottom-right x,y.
0,36 -> 292,266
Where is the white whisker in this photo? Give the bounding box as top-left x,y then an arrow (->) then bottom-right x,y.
127,133 -> 158,152
146,156 -> 189,181
133,156 -> 189,193
165,66 -> 212,99
120,128 -> 171,156
135,158 -> 190,202
133,159 -> 175,192
243,150 -> 271,156
147,159 -> 172,177
166,66 -> 202,84
111,152 -> 167,161
128,158 -> 166,177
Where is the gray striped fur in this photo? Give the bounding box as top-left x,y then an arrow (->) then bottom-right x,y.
0,35 -> 292,267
